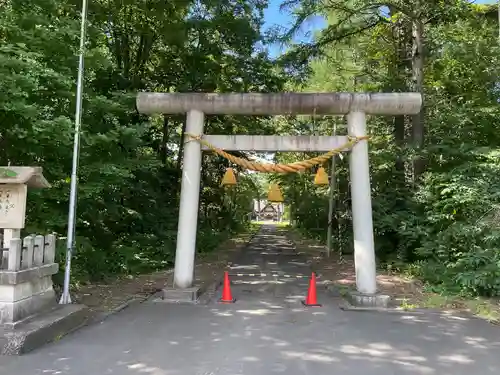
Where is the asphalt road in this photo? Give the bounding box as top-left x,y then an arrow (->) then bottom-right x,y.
2,225 -> 500,375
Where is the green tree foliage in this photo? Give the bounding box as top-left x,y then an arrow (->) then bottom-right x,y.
0,0 -> 285,284
275,1 -> 500,297
3,0 -> 499,300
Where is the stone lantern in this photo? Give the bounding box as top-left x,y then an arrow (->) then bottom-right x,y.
0,166 -> 88,355
0,166 -> 50,247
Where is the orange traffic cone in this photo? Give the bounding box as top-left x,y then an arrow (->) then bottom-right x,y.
302,272 -> 322,307
219,271 -> 236,303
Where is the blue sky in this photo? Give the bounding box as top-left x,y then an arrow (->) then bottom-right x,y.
263,0 -> 325,57
262,0 -> 497,56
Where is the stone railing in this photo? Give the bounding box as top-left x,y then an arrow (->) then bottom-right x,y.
0,234 -> 58,326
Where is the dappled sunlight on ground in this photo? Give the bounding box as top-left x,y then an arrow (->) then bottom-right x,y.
3,225 -> 500,375
4,304 -> 500,375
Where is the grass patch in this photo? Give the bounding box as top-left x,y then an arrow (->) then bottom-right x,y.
414,293 -> 500,323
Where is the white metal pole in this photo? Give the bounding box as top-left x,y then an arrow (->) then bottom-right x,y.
173,110 -> 205,288
347,111 -> 377,295
60,0 -> 88,305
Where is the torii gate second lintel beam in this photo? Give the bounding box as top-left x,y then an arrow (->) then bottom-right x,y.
135,92 -> 422,297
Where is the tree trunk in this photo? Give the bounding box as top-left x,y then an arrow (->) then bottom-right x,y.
411,19 -> 426,180
396,22 -> 410,173
389,8 -> 410,174
176,117 -> 187,172
160,115 -> 169,165
326,123 -> 338,257
201,155 -> 209,219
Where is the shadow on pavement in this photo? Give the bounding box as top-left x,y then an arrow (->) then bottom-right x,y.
2,224 -> 500,375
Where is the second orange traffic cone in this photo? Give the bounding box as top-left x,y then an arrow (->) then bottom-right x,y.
302,272 -> 322,307
219,271 -> 236,303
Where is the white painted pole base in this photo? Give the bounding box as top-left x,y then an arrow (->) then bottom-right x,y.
173,110 -> 205,289
347,111 -> 377,295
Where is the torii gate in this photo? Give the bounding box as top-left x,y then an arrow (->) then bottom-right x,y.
136,92 -> 422,301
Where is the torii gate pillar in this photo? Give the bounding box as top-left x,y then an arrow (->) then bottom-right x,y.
174,110 -> 204,288
347,111 -> 376,294
136,92 -> 422,304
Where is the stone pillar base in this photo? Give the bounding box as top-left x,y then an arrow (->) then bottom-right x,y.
1,304 -> 90,355
341,291 -> 392,310
0,266 -> 59,325
161,287 -> 201,303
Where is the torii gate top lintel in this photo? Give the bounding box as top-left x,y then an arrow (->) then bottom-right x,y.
136,92 -> 422,116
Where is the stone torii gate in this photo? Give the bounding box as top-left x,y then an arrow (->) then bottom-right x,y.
136,92 -> 422,304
